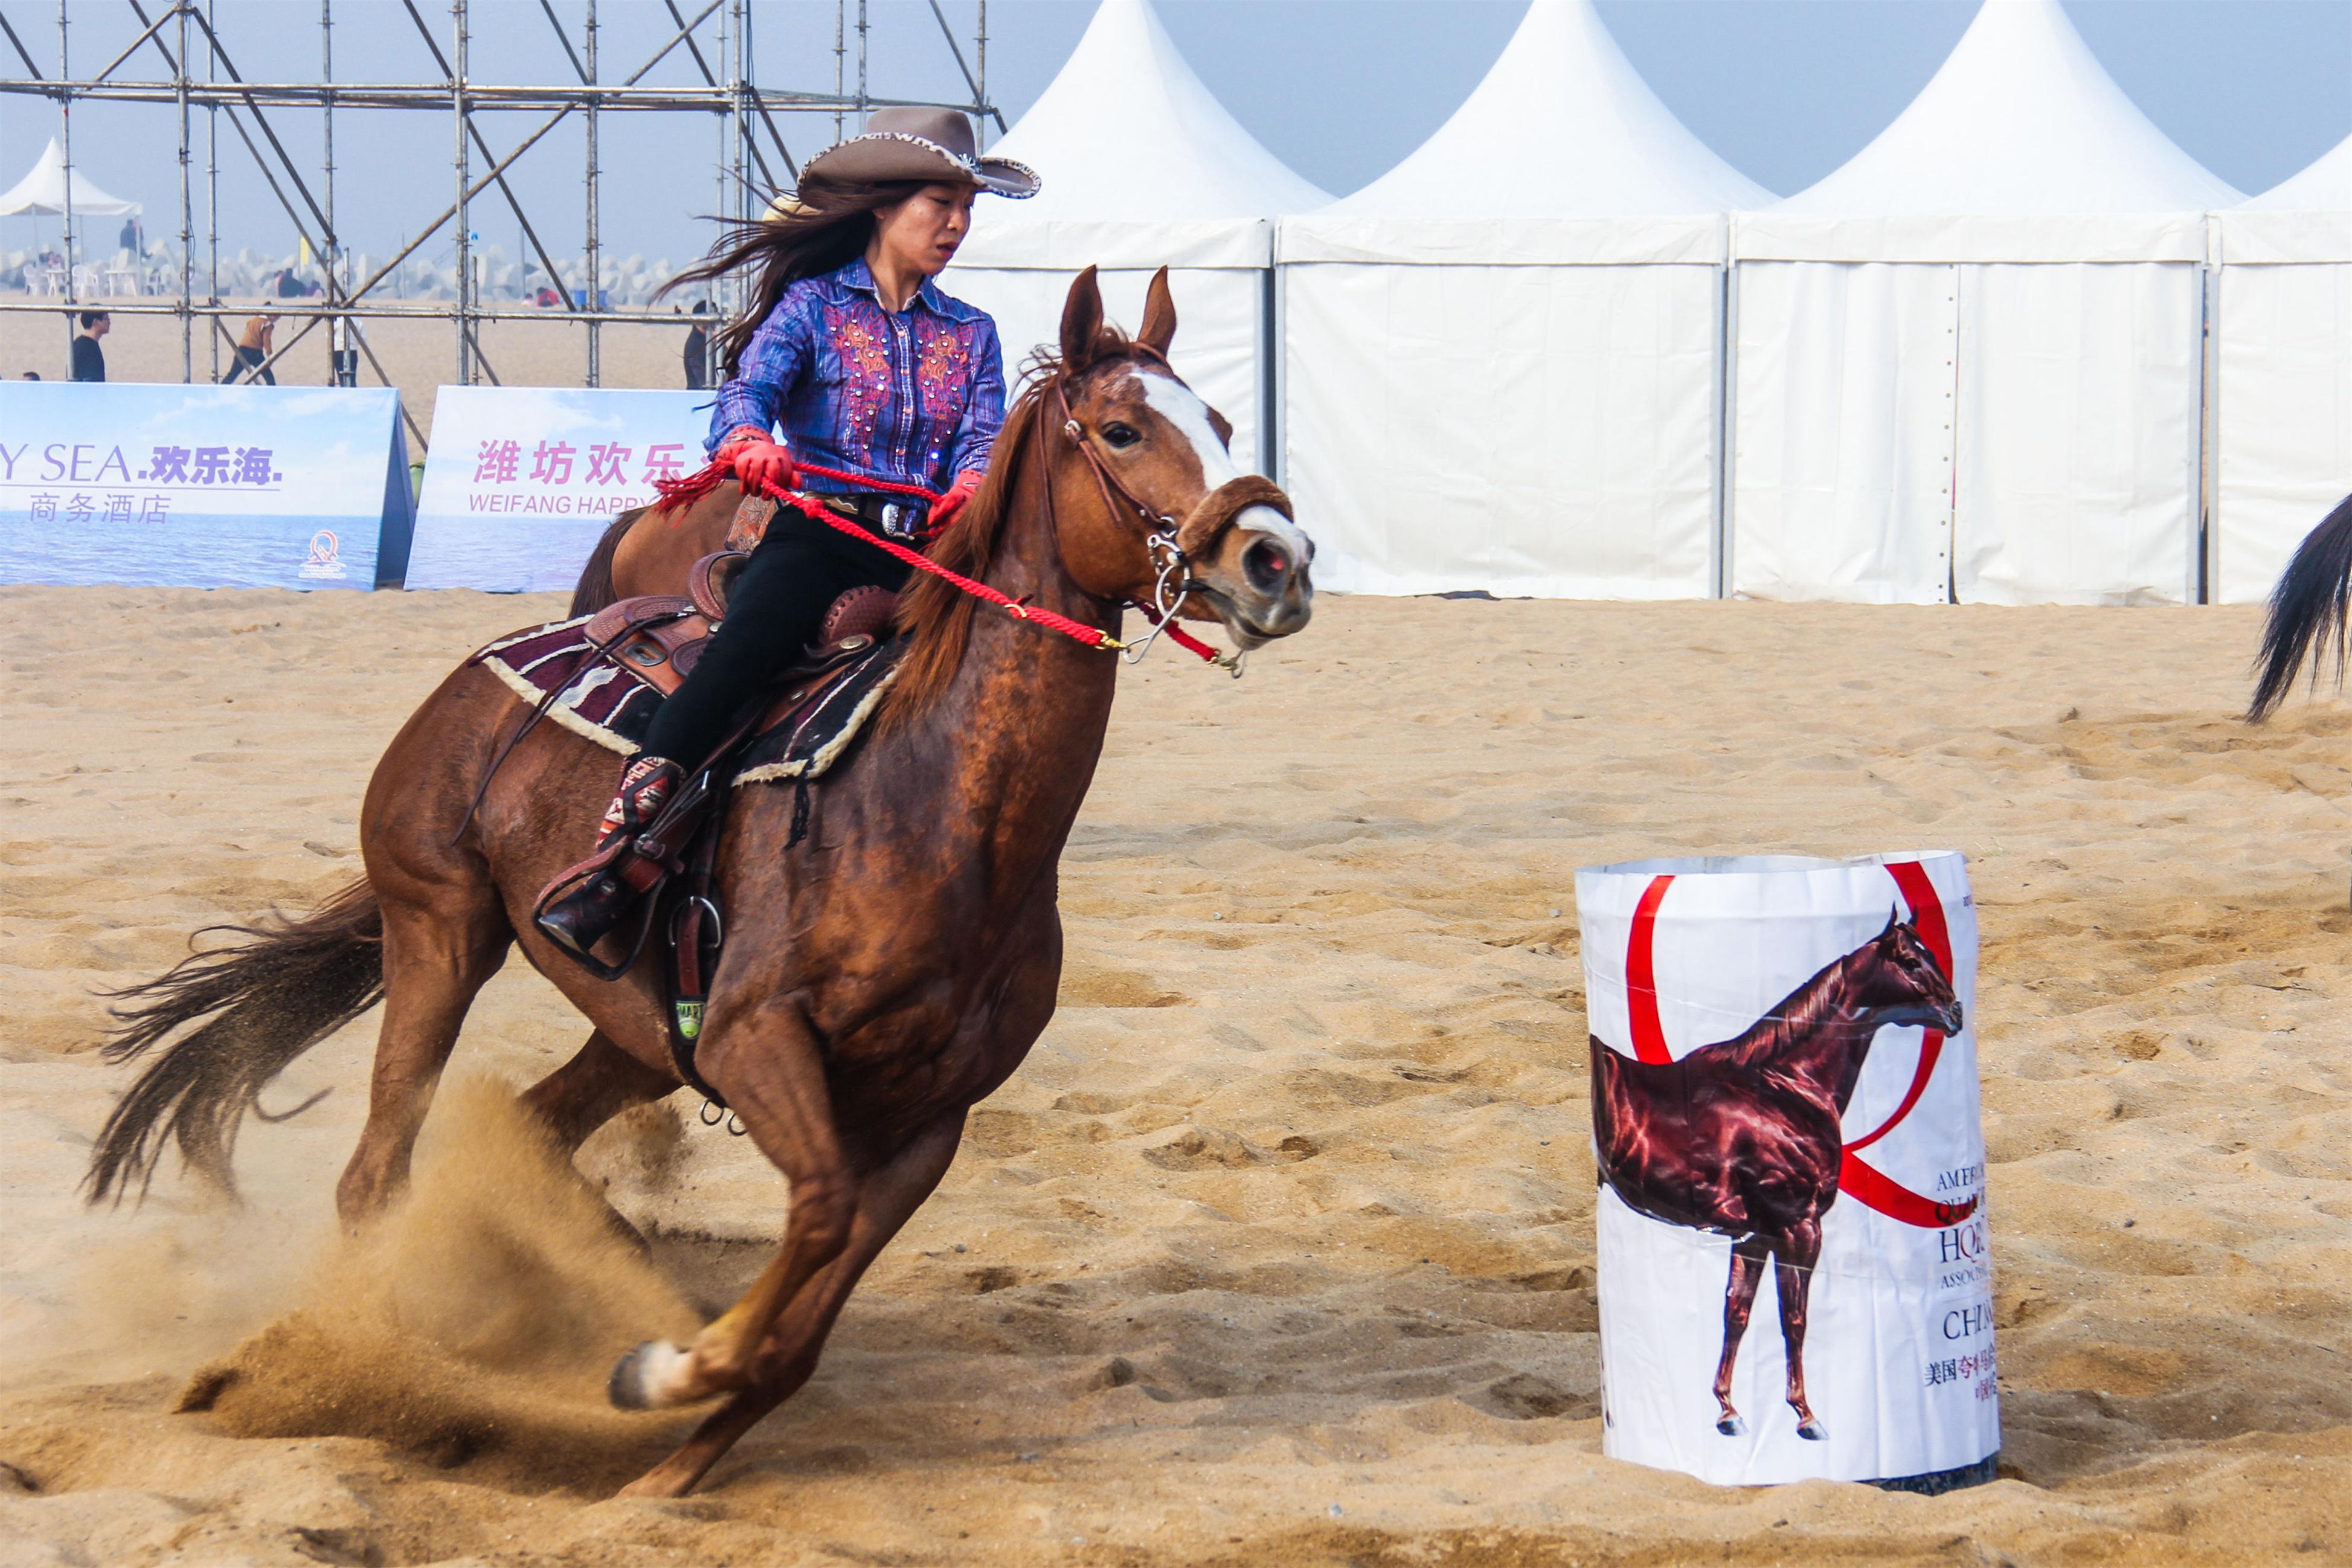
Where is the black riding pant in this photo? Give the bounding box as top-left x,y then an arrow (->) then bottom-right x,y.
637,506 -> 909,769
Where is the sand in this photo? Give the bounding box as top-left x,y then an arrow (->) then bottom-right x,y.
5,586 -> 2352,1566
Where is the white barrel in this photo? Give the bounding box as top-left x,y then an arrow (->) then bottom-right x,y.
1576,852 -> 1997,1489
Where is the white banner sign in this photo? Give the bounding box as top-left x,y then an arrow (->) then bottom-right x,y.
405,386 -> 712,592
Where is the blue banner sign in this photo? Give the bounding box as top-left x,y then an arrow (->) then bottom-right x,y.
0,382 -> 412,589
403,386 -> 710,593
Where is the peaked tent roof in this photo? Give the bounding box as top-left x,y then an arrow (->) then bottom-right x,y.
2241,133 -> 2351,212
976,0 -> 1326,227
2221,133 -> 2352,265
1329,0 -> 1770,218
1282,0 -> 1767,266
1777,0 -> 2238,214
1742,0 -> 2236,261
0,138 -> 141,218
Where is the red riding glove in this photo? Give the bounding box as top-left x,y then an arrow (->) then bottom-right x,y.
716,424 -> 798,496
929,468 -> 985,531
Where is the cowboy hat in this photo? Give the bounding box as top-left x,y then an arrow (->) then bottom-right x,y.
798,107 -> 1038,198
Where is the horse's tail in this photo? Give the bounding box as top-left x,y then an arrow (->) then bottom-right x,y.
85,878 -> 385,1204
2249,492 -> 2352,722
568,507 -> 638,618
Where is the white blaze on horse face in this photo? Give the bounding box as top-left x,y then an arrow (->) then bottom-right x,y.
1136,370 -> 1310,562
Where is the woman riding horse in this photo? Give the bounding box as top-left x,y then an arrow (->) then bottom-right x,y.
537,108 -> 1038,959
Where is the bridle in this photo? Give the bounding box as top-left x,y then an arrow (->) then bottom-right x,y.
1042,349 -> 1298,672
701,346 -> 1294,676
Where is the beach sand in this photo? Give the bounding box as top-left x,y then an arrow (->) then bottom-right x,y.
5,587 -> 2351,1566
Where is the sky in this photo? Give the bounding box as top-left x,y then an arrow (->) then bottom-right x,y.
2,0 -> 2347,269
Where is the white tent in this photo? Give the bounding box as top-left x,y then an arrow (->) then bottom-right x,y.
1730,0 -> 2239,605
0,138 -> 141,217
2212,135 -> 2352,603
945,0 -> 1325,471
1278,0 -> 1769,599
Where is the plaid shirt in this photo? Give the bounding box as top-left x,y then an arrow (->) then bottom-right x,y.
707,257 -> 1005,496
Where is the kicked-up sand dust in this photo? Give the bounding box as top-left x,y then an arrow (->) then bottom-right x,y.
5,585 -> 2352,1564
177,1073 -> 702,1478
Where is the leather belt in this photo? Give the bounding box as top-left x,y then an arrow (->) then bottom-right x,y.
818,490 -> 930,542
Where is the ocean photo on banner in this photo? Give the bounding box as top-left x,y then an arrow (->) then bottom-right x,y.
0,382 -> 411,590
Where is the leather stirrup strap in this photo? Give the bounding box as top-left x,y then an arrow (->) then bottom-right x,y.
666,810 -> 729,1107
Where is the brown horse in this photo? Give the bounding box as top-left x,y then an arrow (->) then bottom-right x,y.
85,268 -> 1314,1498
1590,913 -> 1961,1441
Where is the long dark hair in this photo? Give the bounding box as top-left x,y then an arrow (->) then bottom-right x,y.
662,172 -> 926,379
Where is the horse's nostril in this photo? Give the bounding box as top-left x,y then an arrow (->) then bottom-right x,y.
1243,539 -> 1289,593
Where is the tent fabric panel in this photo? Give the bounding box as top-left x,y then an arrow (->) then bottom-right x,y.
1952,262 -> 2200,606
2215,262 -> 2352,605
1284,261 -> 1717,600
946,264 -> 1266,471
1733,212 -> 2208,265
1276,214 -> 1726,268
2217,210 -> 2352,267
952,217 -> 1272,271
1730,262 -> 1957,603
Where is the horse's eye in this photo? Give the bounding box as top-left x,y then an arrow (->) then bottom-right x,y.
1100,422 -> 1141,450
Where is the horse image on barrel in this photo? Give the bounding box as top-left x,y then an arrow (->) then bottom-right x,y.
80,268 -> 1315,1499
1590,912 -> 1962,1441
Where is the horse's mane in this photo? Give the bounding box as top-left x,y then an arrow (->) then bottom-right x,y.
882,327 -> 1139,726
1711,944 -> 1877,1072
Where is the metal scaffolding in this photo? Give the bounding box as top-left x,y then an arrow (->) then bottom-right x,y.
0,0 -> 998,449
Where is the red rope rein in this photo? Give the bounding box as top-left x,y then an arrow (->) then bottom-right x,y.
650,454 -> 1229,666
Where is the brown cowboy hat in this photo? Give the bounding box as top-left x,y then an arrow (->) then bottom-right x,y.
798,106 -> 1038,199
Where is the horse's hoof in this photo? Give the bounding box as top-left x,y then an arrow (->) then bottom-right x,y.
609,1340 -> 693,1410
1796,1417 -> 1829,1441
1715,1413 -> 1747,1437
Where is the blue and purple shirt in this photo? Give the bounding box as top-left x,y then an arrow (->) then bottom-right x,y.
707,257 -> 1005,496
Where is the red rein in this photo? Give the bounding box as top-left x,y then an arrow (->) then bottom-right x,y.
652,456 -> 1229,667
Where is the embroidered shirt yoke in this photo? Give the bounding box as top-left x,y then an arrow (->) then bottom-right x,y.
708,258 -> 1006,496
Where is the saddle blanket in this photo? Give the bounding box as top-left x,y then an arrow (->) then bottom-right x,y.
471,614 -> 902,787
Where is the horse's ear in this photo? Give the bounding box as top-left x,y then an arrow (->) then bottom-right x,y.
1061,266 -> 1105,374
1138,266 -> 1178,358
1880,905 -> 1903,940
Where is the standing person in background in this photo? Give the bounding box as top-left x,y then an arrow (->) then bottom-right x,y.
118,216 -> 142,256
683,301 -> 711,391
221,315 -> 277,385
69,312 -> 109,382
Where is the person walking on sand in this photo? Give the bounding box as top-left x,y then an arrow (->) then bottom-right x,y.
69,311 -> 109,382
220,315 -> 277,385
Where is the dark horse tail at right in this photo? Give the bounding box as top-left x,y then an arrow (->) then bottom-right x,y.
2249,492 -> 2352,722
85,879 -> 385,1204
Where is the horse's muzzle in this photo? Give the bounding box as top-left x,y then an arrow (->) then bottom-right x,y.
1201,507 -> 1314,649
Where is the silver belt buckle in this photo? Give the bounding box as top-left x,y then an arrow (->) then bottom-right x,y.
878,500 -> 917,540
